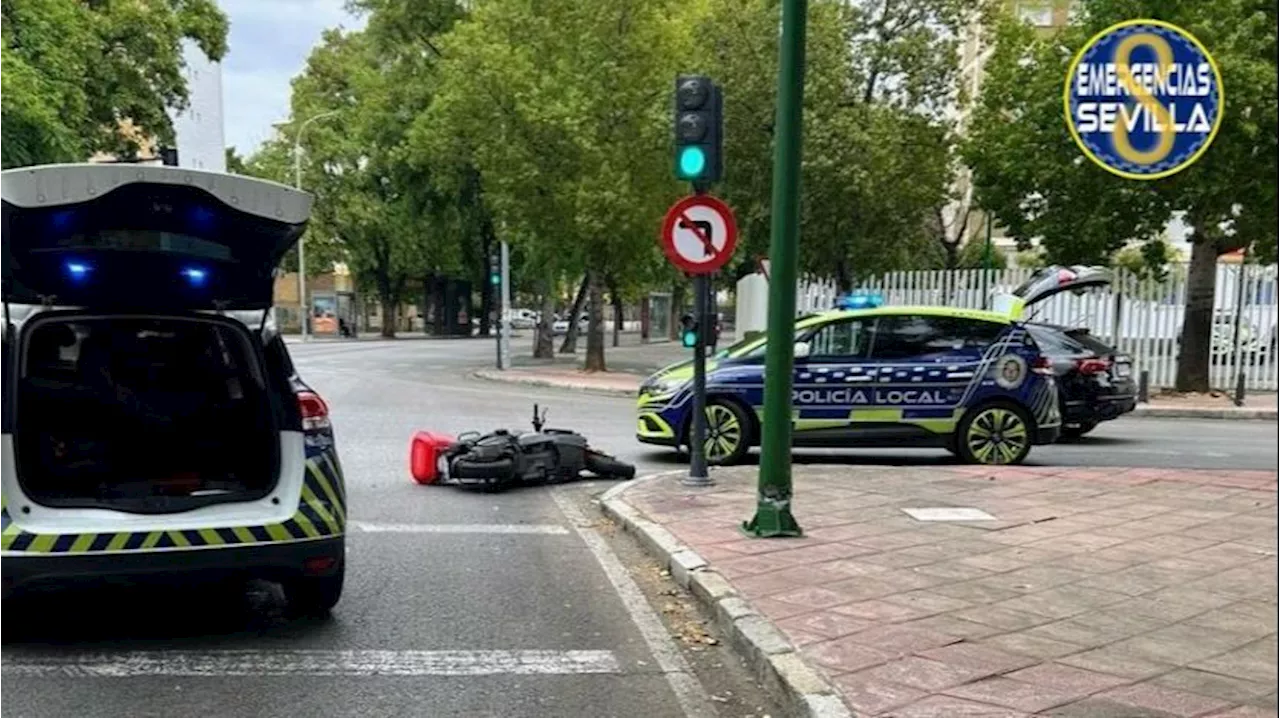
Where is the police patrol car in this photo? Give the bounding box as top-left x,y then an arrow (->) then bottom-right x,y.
1,164 -> 346,614
636,282 -> 1095,465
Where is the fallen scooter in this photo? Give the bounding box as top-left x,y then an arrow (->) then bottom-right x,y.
409,404 -> 636,490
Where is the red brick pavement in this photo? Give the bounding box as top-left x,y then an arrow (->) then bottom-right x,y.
621,466 -> 1278,717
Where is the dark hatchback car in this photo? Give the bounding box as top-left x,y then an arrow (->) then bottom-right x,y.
1025,322 -> 1136,439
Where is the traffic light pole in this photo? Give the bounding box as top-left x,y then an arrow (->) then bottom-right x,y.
684,182 -> 713,487
744,0 -> 807,538
498,240 -> 511,370
684,270 -> 712,486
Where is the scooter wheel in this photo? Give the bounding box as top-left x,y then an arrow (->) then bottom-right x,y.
585,451 -> 636,480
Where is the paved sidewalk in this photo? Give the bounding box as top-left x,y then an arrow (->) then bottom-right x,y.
606,466 -> 1278,718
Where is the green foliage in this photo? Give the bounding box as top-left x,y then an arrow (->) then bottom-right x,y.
965,1 -> 1277,261
956,239 -> 1008,270
224,146 -> 248,174
1112,241 -> 1178,281
1,0 -> 229,167
696,0 -> 982,285
964,0 -> 1277,390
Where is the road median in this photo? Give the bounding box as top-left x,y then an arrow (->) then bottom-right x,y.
473,368 -> 639,397
602,465 -> 1278,718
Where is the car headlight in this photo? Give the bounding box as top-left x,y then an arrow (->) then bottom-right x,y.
641,378 -> 684,396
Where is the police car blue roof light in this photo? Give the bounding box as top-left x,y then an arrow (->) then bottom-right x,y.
65,261 -> 91,280
182,267 -> 208,285
835,291 -> 884,310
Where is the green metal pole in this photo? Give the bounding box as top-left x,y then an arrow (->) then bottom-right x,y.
743,0 -> 807,538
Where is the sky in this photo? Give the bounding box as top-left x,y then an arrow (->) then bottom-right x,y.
219,0 -> 366,156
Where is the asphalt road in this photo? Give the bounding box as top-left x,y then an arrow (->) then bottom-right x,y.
3,337 -> 1274,718
283,337 -> 1276,473
1,337 -> 782,718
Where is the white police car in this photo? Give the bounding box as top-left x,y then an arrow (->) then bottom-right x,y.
1,164 -> 347,614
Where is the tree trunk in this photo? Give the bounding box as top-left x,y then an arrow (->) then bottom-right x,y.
836,259 -> 853,292
534,287 -> 556,359
584,272 -> 606,372
608,277 -> 623,348
478,232 -> 493,338
668,282 -> 686,341
1175,238 -> 1218,392
558,275 -> 589,353
942,240 -> 960,270
380,297 -> 397,339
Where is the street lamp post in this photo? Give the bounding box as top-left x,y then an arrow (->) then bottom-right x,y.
282,109 -> 340,341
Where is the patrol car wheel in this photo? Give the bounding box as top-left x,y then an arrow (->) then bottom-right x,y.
957,402 -> 1033,466
284,561 -> 345,617
702,400 -> 751,466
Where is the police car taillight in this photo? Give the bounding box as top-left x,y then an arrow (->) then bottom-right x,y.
298,391 -> 331,431
1031,357 -> 1055,376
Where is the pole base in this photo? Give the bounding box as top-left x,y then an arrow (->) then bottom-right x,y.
741,503 -> 803,538
681,473 -> 715,488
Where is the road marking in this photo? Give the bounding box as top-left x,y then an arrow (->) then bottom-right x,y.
550,490 -> 716,718
2,649 -> 620,678
350,521 -> 570,535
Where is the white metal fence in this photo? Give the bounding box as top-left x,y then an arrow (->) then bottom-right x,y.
795,264 -> 1279,392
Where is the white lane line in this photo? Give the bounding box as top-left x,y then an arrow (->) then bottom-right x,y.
549,490 -> 716,718
2,649 -> 619,678
349,521 -> 570,535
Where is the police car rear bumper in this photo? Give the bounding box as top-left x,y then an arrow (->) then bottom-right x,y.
1,536 -> 344,598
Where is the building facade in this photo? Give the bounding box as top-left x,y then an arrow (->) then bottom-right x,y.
170,39 -> 227,172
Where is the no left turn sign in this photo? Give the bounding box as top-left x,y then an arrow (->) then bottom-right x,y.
659,194 -> 738,275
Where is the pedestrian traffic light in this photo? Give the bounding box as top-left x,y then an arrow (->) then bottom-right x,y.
674,75 -> 723,184
680,312 -> 698,348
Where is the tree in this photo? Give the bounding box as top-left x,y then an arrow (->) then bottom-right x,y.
422,0 -> 687,371
281,22 -> 465,337
225,146 -> 248,174
693,0 -> 982,288
2,0 -> 229,168
956,239 -> 1008,270
964,0 -> 1276,391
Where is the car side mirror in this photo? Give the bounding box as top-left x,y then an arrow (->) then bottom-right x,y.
794,341 -> 811,359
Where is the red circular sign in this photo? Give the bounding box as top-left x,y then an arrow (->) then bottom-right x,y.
659,195 -> 738,275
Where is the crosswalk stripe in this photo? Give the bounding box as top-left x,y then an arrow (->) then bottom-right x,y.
349,521 -> 570,535
2,649 -> 620,677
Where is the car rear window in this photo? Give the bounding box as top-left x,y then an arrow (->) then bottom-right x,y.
1026,324 -> 1089,356
1065,330 -> 1117,356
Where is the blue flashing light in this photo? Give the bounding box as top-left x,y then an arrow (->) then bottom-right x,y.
50,210 -> 78,232
188,205 -> 217,230
65,261 -> 91,280
182,267 -> 208,285
835,291 -> 884,310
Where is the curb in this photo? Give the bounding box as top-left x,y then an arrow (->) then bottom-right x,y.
1132,405 -> 1277,420
472,369 -> 638,397
599,472 -> 854,718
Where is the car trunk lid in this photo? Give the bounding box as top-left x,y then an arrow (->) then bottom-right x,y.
2,164 -> 311,312
992,265 -> 1112,320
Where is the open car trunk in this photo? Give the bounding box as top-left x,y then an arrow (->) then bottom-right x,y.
15,313 -> 281,513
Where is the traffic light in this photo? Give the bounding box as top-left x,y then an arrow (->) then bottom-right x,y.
680,312 -> 698,348
674,75 -> 723,184
488,246 -> 501,287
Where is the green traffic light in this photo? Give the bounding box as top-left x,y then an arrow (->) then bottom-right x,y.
678,146 -> 706,178
681,330 -> 697,348
490,273 -> 501,286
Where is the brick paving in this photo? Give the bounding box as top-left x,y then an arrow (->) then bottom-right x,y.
621,466 -> 1278,717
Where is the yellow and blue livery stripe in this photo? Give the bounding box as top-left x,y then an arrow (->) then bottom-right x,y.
1,452 -> 346,555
